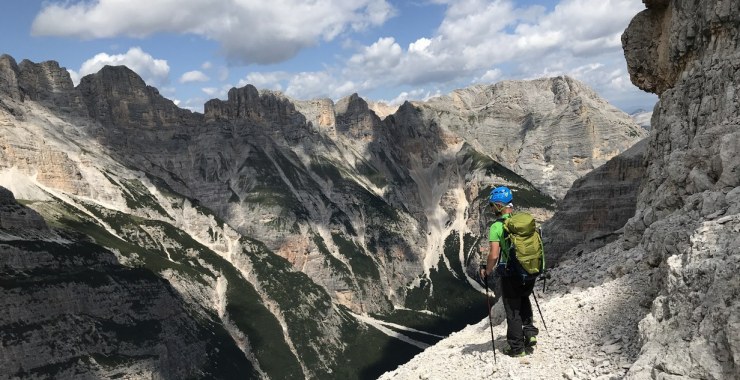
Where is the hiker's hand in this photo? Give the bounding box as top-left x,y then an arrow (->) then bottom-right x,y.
477,266 -> 488,286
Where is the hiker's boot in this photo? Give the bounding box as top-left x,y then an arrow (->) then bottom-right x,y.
525,336 -> 537,347
503,346 -> 526,357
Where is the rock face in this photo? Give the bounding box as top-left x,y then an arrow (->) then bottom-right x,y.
417,77 -> 646,199
77,65 -> 199,130
0,55 -> 23,102
543,139 -> 647,264
621,1 -> 740,378
0,186 -> 50,239
0,186 -> 256,379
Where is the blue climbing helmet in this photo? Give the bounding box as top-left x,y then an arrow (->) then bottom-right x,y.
489,186 -> 513,205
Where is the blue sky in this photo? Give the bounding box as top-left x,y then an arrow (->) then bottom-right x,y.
1,0 -> 656,113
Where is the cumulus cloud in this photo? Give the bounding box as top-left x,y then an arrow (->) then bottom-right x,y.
48,0 -> 653,110
239,70 -> 360,100
384,88 -> 438,106
180,70 -> 209,83
238,72 -> 290,91
336,0 -> 650,110
476,69 -> 503,84
201,87 -> 218,96
348,37 -> 403,75
286,71 -> 343,99
31,0 -> 395,65
67,47 -> 169,86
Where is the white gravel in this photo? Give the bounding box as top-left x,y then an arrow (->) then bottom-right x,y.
379,240 -> 655,380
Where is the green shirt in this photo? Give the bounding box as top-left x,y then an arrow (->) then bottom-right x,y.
489,213 -> 511,262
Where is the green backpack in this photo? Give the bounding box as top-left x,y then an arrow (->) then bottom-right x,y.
501,213 -> 545,279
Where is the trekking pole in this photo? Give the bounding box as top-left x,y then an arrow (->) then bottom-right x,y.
539,226 -> 547,293
531,291 -> 549,335
485,278 -> 497,364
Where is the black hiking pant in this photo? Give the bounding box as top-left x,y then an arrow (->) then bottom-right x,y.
502,276 -> 538,354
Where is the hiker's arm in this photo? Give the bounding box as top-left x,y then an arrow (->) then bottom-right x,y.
485,242 -> 500,275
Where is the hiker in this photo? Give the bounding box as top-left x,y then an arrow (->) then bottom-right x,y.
480,186 -> 539,357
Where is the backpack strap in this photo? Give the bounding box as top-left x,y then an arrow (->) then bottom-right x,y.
493,217 -> 511,261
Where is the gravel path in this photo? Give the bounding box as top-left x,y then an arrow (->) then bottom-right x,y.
379,241 -> 655,380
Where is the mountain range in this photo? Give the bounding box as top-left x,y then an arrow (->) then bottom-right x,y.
0,51 -> 646,379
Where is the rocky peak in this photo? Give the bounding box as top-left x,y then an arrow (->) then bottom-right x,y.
292,97 -> 337,135
204,84 -> 260,121
77,65 -> 195,129
204,84 -> 305,127
17,59 -> 75,100
79,64 -> 149,96
645,0 -> 670,9
334,93 -> 382,141
419,76 -> 645,199
366,100 -> 399,119
335,93 -> 370,115
385,101 -> 422,141
16,59 -> 86,115
0,54 -> 22,101
623,0 -> 740,226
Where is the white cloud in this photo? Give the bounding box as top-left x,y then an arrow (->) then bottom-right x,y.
285,72 -> 338,99
384,88 -> 435,106
337,0 -> 650,110
180,70 -> 209,83
67,69 -> 81,85
31,0 -> 396,65
408,38 -> 432,54
201,61 -> 212,70
201,84 -> 233,99
202,87 -> 219,96
262,70 -> 360,101
348,37 -> 403,76
477,69 -> 503,84
48,0 -> 653,111
238,72 -> 289,91
70,47 -> 169,86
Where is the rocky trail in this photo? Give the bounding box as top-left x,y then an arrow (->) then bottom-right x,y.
380,240 -> 656,380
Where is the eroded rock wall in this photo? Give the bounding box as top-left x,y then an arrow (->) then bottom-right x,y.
543,139 -> 647,264
417,76 -> 646,199
0,186 -> 256,379
621,1 -> 740,378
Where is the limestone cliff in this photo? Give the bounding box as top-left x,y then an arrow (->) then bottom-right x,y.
620,1 -> 740,378
543,139 -> 647,264
0,186 -> 257,379
0,186 -> 50,239
416,77 -> 646,199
